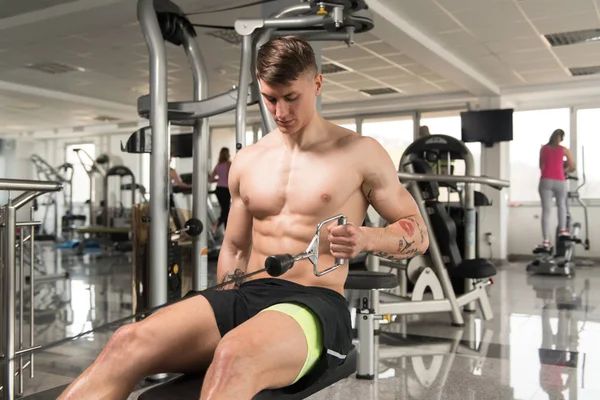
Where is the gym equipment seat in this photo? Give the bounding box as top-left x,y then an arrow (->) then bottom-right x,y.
138,348 -> 357,399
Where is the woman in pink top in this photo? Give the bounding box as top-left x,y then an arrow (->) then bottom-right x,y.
538,129 -> 575,250
209,147 -> 232,232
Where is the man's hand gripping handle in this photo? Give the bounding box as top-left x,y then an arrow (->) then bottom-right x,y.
265,215 -> 348,277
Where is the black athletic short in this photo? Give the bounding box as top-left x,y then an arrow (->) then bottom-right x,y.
198,278 -> 352,386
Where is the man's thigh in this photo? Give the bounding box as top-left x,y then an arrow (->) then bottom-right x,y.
135,293 -> 225,375
221,302 -> 322,390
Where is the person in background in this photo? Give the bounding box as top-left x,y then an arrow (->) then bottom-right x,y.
209,147 -> 232,232
418,125 -> 430,138
169,155 -> 192,190
538,129 -> 576,251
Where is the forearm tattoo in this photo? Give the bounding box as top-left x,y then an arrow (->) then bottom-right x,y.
398,216 -> 426,245
220,268 -> 246,289
370,216 -> 426,261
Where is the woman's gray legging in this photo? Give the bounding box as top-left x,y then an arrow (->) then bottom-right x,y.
539,178 -> 568,241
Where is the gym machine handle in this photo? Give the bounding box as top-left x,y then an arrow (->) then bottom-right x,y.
265,214 -> 348,277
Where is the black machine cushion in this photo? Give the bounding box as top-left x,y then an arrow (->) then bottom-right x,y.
426,201 -> 462,269
172,186 -> 192,194
180,173 -> 192,185
344,270 -> 398,290
139,346 -> 357,400
450,258 -> 497,279
474,190 -> 492,206
348,252 -> 368,270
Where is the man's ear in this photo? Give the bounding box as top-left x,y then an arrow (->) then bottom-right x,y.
314,73 -> 323,96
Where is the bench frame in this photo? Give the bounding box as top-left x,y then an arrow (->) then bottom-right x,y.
352,272 -> 493,379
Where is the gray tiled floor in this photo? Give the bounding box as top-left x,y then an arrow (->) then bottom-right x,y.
4,243 -> 600,400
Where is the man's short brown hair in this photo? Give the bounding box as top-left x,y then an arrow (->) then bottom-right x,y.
256,36 -> 318,85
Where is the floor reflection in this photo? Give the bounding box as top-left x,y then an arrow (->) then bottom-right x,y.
8,245 -> 600,400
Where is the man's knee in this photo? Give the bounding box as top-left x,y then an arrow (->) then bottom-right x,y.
211,334 -> 249,371
208,334 -> 256,388
102,324 -> 145,363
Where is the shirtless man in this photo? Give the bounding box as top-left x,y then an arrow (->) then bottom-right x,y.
58,36 -> 429,400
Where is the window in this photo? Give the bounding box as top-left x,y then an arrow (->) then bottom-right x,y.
576,108 -> 600,199
66,143 -> 95,204
246,128 -> 254,146
509,108 -> 570,202
361,115 -> 414,167
331,118 -> 357,132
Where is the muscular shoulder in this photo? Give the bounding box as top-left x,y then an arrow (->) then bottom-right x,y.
338,135 -> 395,180
228,145 -> 259,189
347,135 -> 389,162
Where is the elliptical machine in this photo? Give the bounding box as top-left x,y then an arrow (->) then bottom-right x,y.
527,152 -> 590,276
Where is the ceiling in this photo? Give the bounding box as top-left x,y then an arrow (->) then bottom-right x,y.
0,0 -> 599,135
380,0 -> 600,87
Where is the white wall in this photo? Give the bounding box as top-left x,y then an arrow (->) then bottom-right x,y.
478,142 -> 510,260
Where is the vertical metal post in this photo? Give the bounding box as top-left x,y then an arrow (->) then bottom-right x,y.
403,161 -> 465,326
3,203 -> 16,400
103,175 -> 110,228
29,207 -> 35,379
236,34 -> 254,152
413,111 -> 421,140
252,125 -> 259,144
463,149 -> 476,311
182,29 -> 209,290
52,192 -> 58,241
251,30 -> 277,134
18,227 -> 24,394
88,174 -> 94,226
355,117 -> 363,136
138,0 -> 169,308
356,311 -> 375,379
0,207 -> 4,397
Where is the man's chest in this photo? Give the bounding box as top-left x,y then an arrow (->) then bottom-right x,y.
239,155 -> 363,219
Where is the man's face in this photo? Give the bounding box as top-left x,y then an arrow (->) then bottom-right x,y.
259,72 -> 322,134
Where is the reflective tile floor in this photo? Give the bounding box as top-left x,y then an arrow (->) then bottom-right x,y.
4,243 -> 600,400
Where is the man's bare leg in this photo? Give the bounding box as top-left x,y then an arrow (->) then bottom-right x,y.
199,310 -> 310,400
58,295 -> 221,400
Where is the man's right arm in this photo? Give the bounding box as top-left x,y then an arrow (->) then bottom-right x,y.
216,153 -> 253,289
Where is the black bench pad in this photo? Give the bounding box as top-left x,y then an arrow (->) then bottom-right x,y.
349,252 -> 368,270
139,346 -> 357,400
450,258 -> 497,279
345,270 -> 398,290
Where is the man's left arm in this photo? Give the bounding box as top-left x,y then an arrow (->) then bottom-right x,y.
329,137 -> 429,261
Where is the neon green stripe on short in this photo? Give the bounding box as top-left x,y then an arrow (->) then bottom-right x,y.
261,302 -> 323,384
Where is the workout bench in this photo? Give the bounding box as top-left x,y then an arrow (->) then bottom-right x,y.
138,269 -> 397,399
